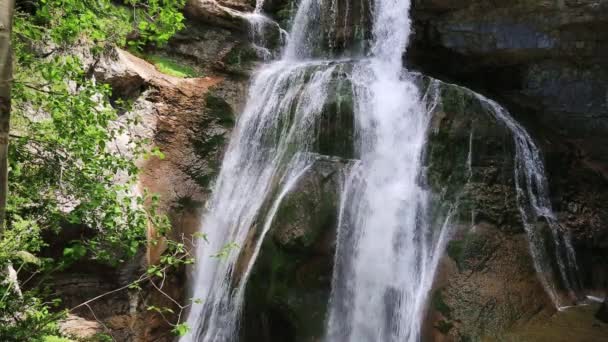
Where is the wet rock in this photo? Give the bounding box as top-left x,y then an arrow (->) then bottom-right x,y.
168,20 -> 279,76
409,5 -> 608,336
263,0 -> 370,58
314,68 -> 356,159
410,0 -> 608,168
239,76 -> 560,341
420,78 -> 561,340
240,156 -> 349,342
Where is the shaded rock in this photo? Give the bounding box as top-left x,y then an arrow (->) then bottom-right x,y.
410,0 -> 608,170
240,155 -> 350,342
417,78 -> 562,340
597,298 -> 608,323
314,66 -> 356,159
263,0 -> 371,58
48,249 -> 184,342
238,75 -> 563,341
168,20 -> 272,76
409,6 -> 608,336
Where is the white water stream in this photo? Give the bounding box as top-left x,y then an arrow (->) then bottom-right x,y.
474,92 -> 581,309
324,0 -> 449,339
181,0 -> 580,341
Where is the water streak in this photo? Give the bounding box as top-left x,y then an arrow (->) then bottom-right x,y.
324,0 -> 448,337
473,93 -> 581,308
181,60 -> 342,342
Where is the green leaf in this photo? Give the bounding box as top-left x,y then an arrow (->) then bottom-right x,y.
172,323 -> 190,337
15,251 -> 41,266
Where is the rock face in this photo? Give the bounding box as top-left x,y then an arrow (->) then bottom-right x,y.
422,81 -> 552,341
409,2 -> 608,337
410,0 -> 608,172
411,0 -> 608,143
237,76 -> 582,341
50,11 -> 257,341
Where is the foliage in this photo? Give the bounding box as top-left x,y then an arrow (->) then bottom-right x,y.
42,336 -> 73,342
1,0 -> 187,340
0,291 -> 65,341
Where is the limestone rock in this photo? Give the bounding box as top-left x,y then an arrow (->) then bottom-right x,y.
185,0 -> 253,31
59,315 -> 103,339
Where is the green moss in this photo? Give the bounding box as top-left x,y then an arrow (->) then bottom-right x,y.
275,0 -> 296,27
223,44 -> 259,72
43,337 -> 73,342
432,290 -> 452,319
146,54 -> 199,78
447,239 -> 465,263
447,232 -> 489,271
436,319 -> 454,334
241,171 -> 339,341
426,130 -> 470,196
205,94 -> 235,127
440,85 -> 481,116
272,185 -> 337,251
316,78 -> 355,158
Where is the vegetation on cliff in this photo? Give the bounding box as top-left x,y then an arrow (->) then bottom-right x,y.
0,1 -> 191,340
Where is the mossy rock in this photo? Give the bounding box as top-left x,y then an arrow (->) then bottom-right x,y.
432,289 -> 453,319
240,157 -> 347,342
446,231 -> 492,271
205,93 -> 235,127
314,72 -> 356,159
221,43 -> 260,76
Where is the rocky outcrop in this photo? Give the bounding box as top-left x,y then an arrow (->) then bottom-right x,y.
408,3 -> 608,334
410,0 -> 608,176
237,75 -> 584,341
422,80 -> 551,341
49,12 -> 258,340
409,0 -> 608,182
185,0 -> 254,32
411,0 -> 608,140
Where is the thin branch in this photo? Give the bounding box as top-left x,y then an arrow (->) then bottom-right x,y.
84,303 -> 117,342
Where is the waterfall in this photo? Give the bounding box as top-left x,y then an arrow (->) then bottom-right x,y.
324,0 -> 449,339
473,93 -> 582,308
181,60 -> 343,341
182,0 -> 581,340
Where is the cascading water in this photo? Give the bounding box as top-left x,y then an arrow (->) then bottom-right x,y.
324,0 -> 450,340
181,60 -> 343,342
182,0 -> 581,340
473,92 -> 582,308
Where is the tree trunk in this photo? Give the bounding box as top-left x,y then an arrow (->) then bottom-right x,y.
0,0 -> 14,236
